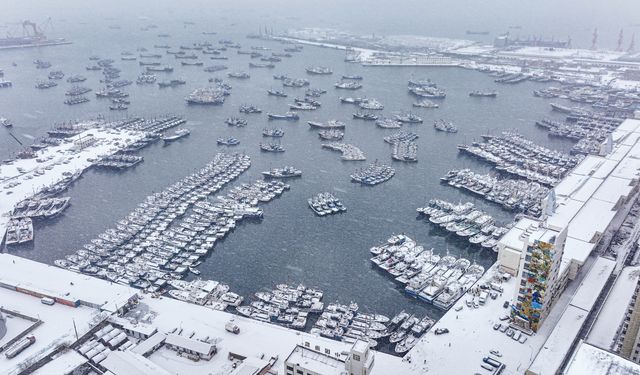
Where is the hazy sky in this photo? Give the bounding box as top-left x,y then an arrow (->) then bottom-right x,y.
2,0 -> 640,49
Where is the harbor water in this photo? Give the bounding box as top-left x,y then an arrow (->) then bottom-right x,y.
0,17 -> 578,319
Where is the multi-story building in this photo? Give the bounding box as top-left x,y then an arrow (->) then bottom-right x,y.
511,226 -> 567,333
285,340 -> 375,375
618,278 -> 640,362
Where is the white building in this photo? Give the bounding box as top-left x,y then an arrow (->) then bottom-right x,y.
498,118 -> 640,332
285,340 -> 374,375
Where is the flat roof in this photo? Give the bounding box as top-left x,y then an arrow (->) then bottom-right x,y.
286,345 -> 345,375
528,257 -> 615,375
569,257 -> 616,311
131,332 -> 167,356
0,254 -> 137,313
567,198 -> 616,243
31,350 -> 87,375
405,264 -> 570,374
101,350 -> 172,375
165,333 -> 215,355
588,266 -> 640,350
593,176 -> 634,204
564,341 -> 640,375
0,285 -> 101,375
528,305 -> 588,375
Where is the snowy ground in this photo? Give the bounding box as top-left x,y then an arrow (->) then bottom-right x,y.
404,255 -> 603,374
0,287 -> 102,375
135,295 -> 408,375
0,125 -> 145,242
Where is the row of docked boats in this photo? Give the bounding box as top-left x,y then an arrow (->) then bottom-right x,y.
168,278 -> 243,311
408,79 -> 446,99
308,192 -> 346,216
312,302 -> 433,353
12,197 -> 71,219
351,161 -> 395,185
5,218 -> 34,245
457,131 -> 582,186
94,154 -> 144,169
185,86 -> 227,105
370,234 -> 484,311
64,96 -> 90,105
340,97 -> 384,110
237,283 -> 324,330
383,131 -> 418,144
52,153 -> 275,291
416,200 -> 509,250
441,169 -> 548,216
321,143 -> 366,161
391,141 -> 418,162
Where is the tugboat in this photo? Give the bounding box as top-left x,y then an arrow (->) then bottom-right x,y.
158,79 -> 186,88
359,98 -> 384,110
260,142 -> 285,152
433,119 -> 458,133
1,117 -> 13,128
146,65 -> 174,72
413,99 -> 439,108
262,166 -> 302,179
306,66 -> 333,75
109,103 -> 128,110
469,90 -> 497,97
289,102 -> 317,111
308,120 -> 346,129
239,104 -> 262,114
319,129 -> 344,141
267,89 -> 287,97
268,112 -> 299,121
225,117 -> 248,127
217,137 -> 240,146
163,128 -> 191,143
335,81 -> 362,90
353,112 -> 378,121
395,113 -> 423,124
227,71 -> 250,79
340,97 -> 363,104
65,97 -> 90,105
262,128 -> 285,137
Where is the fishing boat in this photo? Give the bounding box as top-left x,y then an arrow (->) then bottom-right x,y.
163,129 -> 190,143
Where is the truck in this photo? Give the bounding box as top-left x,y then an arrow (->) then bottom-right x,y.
5,336 -> 36,359
479,291 -> 488,305
225,320 -> 240,334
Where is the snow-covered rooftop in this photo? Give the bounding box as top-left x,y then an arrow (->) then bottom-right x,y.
587,266 -> 640,350
0,126 -> 146,240
500,119 -> 640,273
564,341 -> 640,375
528,257 -> 616,374
0,253 -> 138,313
0,254 -> 408,375
101,350 -> 172,375
0,281 -> 104,375
31,350 -> 87,375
